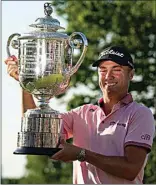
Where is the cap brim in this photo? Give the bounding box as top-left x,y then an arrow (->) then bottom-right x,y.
92,58 -> 114,67
92,57 -> 133,68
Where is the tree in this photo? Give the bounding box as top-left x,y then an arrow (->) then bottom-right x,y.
1,177 -> 20,184
143,136 -> 156,184
52,0 -> 156,114
19,156 -> 72,184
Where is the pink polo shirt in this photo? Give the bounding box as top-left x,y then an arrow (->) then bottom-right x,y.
60,93 -> 155,184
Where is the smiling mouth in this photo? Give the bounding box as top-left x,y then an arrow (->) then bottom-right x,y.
105,83 -> 117,87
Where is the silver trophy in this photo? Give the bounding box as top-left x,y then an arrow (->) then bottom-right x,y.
6,2 -> 88,155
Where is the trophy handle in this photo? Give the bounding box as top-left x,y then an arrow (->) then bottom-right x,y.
68,32 -> 88,76
6,33 -> 21,57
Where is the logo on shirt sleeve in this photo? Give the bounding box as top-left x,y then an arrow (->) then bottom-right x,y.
141,134 -> 151,140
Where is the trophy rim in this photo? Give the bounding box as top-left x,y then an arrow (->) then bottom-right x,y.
14,147 -> 62,156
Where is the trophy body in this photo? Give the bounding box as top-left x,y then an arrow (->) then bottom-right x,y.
7,3 -> 88,155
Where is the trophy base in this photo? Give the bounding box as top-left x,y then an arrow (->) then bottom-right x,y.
13,147 -> 61,156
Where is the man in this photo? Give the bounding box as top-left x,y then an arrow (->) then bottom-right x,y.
5,46 -> 155,184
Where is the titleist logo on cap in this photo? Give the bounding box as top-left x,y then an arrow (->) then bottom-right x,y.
99,49 -> 124,58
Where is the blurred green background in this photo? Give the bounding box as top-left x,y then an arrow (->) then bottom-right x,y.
2,0 -> 156,184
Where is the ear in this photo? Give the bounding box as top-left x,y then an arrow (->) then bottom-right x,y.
129,69 -> 134,80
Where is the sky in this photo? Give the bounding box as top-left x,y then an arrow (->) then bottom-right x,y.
2,1 -> 68,178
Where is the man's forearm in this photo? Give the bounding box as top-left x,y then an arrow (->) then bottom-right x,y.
85,150 -> 137,181
22,89 -> 36,115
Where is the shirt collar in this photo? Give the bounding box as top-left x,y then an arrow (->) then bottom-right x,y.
98,93 -> 133,108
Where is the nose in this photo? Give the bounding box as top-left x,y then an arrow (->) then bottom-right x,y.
105,70 -> 113,80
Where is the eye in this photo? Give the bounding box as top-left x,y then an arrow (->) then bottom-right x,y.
113,68 -> 122,72
114,69 -> 121,71
99,67 -> 107,72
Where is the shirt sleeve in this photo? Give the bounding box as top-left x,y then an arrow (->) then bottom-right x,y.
59,106 -> 82,140
124,106 -> 155,152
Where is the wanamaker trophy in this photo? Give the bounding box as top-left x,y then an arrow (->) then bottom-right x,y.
6,2 -> 88,156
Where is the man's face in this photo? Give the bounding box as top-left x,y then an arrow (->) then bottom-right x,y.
98,60 -> 134,95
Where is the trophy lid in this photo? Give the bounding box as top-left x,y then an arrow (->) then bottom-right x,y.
18,2 -> 68,40
29,2 -> 65,32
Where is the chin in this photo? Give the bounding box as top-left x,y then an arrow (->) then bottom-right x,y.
106,88 -> 119,95
106,86 -> 117,91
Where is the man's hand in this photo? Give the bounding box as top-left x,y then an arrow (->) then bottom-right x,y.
5,55 -> 19,81
51,139 -> 81,162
